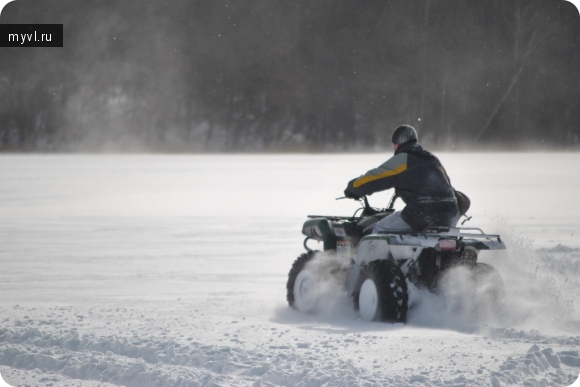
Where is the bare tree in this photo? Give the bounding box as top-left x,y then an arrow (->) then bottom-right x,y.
475,0 -> 558,143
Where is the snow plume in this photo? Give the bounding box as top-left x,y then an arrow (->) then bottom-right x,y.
406,219 -> 580,335
276,251 -> 355,324
478,219 -> 579,334
302,251 -> 352,317
406,265 -> 507,332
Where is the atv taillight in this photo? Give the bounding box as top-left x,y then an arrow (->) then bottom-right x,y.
439,239 -> 457,251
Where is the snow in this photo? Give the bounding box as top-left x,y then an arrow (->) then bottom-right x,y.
0,153 -> 579,387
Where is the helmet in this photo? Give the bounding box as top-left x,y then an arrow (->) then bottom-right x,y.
391,125 -> 418,145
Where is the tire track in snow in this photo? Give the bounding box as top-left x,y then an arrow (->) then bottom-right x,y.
1,325 -> 579,387
0,326 -> 408,387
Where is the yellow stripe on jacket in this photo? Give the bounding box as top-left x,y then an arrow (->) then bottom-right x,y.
353,163 -> 407,188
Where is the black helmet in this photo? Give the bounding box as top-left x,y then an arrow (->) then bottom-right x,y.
391,125 -> 418,145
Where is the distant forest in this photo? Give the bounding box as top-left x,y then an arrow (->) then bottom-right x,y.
1,0 -> 580,152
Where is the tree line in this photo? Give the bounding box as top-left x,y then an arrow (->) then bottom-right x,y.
1,0 -> 579,152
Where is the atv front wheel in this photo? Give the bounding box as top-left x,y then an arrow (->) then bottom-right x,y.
287,251 -> 320,313
354,260 -> 408,323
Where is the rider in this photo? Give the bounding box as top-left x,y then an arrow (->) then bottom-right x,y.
344,125 -> 460,233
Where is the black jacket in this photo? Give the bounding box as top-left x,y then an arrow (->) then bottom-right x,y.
345,142 -> 458,230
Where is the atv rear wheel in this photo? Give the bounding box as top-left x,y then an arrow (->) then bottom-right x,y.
437,262 -> 506,321
354,260 -> 408,323
471,262 -> 506,315
287,251 -> 320,313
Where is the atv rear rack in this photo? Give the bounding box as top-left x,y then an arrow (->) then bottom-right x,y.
378,227 -> 502,241
374,227 -> 506,250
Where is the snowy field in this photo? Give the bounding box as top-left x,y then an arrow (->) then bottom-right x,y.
0,153 -> 579,387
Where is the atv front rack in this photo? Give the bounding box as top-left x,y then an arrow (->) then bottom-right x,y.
307,208 -> 395,222
307,215 -> 357,221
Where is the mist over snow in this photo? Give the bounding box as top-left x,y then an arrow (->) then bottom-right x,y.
1,1 -> 580,152
0,153 -> 579,387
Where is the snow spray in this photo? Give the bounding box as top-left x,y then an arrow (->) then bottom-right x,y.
471,218 -> 578,334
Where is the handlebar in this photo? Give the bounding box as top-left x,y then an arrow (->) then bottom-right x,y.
337,193 -> 398,218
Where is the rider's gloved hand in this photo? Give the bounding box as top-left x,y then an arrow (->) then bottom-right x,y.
344,188 -> 360,200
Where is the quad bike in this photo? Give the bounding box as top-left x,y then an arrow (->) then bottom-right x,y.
286,194 -> 506,323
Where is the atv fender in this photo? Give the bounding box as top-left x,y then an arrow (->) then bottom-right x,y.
347,235 -> 424,295
302,218 -> 337,251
